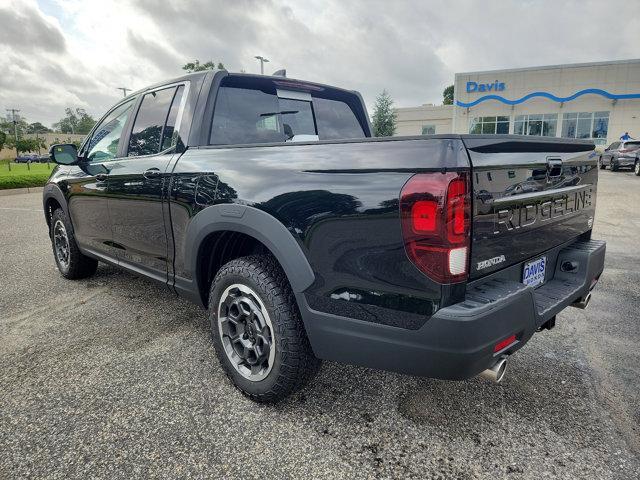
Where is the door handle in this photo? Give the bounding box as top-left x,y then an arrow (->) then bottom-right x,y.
96,173 -> 109,181
143,168 -> 162,179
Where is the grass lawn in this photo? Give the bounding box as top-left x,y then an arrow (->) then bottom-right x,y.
0,162 -> 54,189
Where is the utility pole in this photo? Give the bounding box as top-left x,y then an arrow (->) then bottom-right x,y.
6,108 -> 20,158
254,56 -> 270,75
117,87 -> 131,97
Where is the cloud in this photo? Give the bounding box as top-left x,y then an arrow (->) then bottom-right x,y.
0,0 -> 66,54
0,0 -> 638,127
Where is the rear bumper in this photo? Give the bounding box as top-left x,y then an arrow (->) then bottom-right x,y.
299,239 -> 605,380
615,156 -> 636,167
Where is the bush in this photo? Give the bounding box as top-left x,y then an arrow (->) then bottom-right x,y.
0,173 -> 50,189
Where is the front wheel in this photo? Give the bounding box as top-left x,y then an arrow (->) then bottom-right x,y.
208,255 -> 321,403
635,159 -> 640,176
610,159 -> 619,171
599,157 -> 606,169
50,209 -> 98,279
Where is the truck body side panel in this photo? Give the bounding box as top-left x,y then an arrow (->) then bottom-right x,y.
168,138 -> 470,327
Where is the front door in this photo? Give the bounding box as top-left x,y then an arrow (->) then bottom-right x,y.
67,98 -> 136,259
107,84 -> 186,283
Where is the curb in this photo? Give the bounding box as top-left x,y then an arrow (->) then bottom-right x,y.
0,186 -> 44,197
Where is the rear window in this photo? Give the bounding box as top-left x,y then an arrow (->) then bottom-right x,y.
210,86 -> 285,145
624,141 -> 640,148
210,76 -> 366,145
314,97 -> 365,140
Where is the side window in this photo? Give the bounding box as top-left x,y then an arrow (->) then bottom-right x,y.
608,142 -> 620,150
85,99 -> 135,162
210,86 -> 286,145
128,86 -> 181,157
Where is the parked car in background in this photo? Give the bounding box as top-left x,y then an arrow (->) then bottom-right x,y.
12,153 -> 49,163
599,140 -> 640,171
15,154 -> 38,163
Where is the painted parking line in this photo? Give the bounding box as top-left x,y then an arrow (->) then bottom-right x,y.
0,207 -> 42,213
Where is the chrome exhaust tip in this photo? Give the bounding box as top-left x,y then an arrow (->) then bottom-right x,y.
571,292 -> 591,309
479,357 -> 508,383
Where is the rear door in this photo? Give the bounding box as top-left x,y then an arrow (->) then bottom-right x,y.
464,136 -> 597,280
107,84 -> 187,282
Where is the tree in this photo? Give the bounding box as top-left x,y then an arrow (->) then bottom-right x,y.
5,137 -> 45,154
27,122 -> 52,134
443,85 -> 454,105
0,130 -> 5,150
371,90 -> 397,137
0,115 -> 28,137
182,60 -> 226,73
51,137 -> 82,149
53,108 -> 96,135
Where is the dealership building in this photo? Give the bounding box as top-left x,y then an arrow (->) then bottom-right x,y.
395,59 -> 640,146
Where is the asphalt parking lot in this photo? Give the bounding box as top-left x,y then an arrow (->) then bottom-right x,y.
1,169 -> 639,479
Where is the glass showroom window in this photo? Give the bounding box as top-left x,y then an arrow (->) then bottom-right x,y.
469,116 -> 509,134
422,124 -> 436,135
513,114 -> 558,137
561,112 -> 609,145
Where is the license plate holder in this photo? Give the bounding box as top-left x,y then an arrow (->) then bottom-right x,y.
522,256 -> 547,288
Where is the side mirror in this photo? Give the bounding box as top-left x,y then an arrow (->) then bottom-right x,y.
49,144 -> 79,165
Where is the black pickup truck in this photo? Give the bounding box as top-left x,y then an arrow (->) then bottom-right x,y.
44,70 -> 605,402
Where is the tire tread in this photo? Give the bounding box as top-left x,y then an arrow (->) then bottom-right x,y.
208,255 -> 320,403
50,209 -> 98,279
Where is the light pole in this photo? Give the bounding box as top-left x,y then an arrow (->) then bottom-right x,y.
254,56 -> 270,75
117,87 -> 131,97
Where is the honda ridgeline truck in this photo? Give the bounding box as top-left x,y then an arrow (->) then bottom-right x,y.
44,70 -> 606,402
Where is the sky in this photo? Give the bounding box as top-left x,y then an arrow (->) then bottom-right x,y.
1,0 -> 639,127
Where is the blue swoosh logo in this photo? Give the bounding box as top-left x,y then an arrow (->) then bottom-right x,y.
456,88 -> 640,108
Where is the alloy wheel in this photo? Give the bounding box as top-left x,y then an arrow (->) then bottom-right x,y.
217,283 -> 275,382
53,220 -> 70,269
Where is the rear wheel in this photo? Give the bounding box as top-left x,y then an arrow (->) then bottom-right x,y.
50,209 -> 98,279
610,159 -> 619,171
208,255 -> 320,403
635,159 -> 640,176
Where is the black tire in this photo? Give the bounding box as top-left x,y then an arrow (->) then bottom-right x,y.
50,208 -> 98,279
610,159 -> 619,171
635,159 -> 640,176
599,157 -> 606,169
208,255 -> 320,403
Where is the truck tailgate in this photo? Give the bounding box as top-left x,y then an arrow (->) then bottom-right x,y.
462,136 -> 598,280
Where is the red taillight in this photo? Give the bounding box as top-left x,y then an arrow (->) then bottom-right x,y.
400,172 -> 471,283
494,334 -> 517,352
411,200 -> 437,233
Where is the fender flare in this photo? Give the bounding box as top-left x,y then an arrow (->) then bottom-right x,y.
42,183 -> 70,230
183,204 -> 315,295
